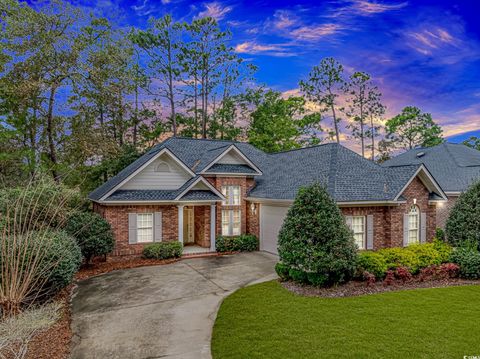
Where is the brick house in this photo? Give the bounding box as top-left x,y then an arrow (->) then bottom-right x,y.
89,137 -> 448,257
383,142 -> 480,229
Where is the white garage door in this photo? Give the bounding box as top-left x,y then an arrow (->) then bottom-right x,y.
260,204 -> 290,255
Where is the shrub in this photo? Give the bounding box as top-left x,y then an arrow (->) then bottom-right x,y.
395,266 -> 413,283
216,234 -> 258,252
404,243 -> 442,270
383,270 -> 395,286
435,228 -> 445,242
142,242 -> 183,260
275,262 -> 290,281
445,181 -> 480,250
356,252 -> 388,279
451,248 -> 480,279
420,263 -> 460,281
432,239 -> 453,263
363,271 -> 376,287
288,268 -> 308,284
377,247 -> 420,273
278,183 -> 357,286
65,211 -> 115,264
306,272 -> 328,287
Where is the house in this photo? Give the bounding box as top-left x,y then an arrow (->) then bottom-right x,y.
89,137 -> 447,257
383,143 -> 480,228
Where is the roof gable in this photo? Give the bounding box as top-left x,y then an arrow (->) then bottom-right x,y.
199,145 -> 262,175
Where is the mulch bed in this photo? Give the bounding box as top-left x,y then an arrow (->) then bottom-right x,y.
23,285 -> 74,359
283,278 -> 480,298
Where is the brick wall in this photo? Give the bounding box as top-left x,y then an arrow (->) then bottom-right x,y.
93,203 -> 178,257
193,205 -> 211,247
436,195 -> 457,229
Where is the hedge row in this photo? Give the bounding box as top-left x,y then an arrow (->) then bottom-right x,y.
216,234 -> 258,252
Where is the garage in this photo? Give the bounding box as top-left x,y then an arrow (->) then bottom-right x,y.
260,204 -> 290,255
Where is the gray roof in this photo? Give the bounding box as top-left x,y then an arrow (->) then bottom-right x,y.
90,137 -> 442,203
180,190 -> 222,201
383,143 -> 480,193
205,163 -> 259,174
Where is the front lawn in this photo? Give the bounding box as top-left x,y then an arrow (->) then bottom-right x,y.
212,281 -> 480,359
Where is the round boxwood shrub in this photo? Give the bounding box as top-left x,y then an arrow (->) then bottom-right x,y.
356,251 -> 387,279
277,183 -> 357,287
446,181 -> 480,250
65,211 -> 115,264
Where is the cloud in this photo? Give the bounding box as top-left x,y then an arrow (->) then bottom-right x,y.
234,41 -> 295,57
329,0 -> 408,17
289,24 -> 343,41
272,10 -> 299,29
197,2 -> 233,20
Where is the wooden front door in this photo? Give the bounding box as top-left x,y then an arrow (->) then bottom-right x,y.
183,207 -> 195,244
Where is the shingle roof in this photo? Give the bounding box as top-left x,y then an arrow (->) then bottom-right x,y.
90,137 -> 442,203
383,143 -> 480,193
205,163 -> 259,174
179,190 -> 222,201
106,189 -> 178,201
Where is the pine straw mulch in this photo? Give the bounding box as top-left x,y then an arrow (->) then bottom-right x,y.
282,277 -> 480,298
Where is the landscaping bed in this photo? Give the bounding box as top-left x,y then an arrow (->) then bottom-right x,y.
283,277 -> 480,298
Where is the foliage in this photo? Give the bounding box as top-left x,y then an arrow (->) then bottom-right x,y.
142,242 -> 183,260
274,262 -> 290,281
356,251 -> 387,278
212,281 -> 480,359
394,266 -> 413,283
248,90 -> 322,153
278,183 -> 357,287
419,263 -> 460,281
65,211 -> 115,264
0,301 -> 62,358
432,238 -> 452,263
216,234 -> 258,252
377,247 -> 421,273
462,136 -> 480,151
450,248 -> 480,279
435,227 -> 445,242
404,243 -> 442,270
385,106 -> 443,150
299,57 -> 345,143
445,181 -> 480,251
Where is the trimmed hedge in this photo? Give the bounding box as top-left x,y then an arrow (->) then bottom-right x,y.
143,242 -> 183,260
451,248 -> 480,279
216,234 -> 258,252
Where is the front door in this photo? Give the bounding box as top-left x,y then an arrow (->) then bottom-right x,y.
183,207 -> 195,244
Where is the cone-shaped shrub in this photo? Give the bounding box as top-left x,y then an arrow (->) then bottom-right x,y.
446,181 -> 480,250
277,183 -> 357,286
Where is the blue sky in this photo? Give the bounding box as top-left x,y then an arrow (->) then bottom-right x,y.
50,0 -> 480,142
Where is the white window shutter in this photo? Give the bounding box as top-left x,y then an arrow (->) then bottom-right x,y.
154,212 -> 163,242
420,212 -> 427,243
128,213 -> 137,244
403,214 -> 409,247
366,215 -> 374,250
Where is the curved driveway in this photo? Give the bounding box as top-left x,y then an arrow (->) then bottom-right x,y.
70,252 -> 277,359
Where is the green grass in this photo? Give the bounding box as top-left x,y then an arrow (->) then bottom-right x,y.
212,281 -> 480,359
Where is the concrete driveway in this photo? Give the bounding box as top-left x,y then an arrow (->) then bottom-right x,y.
70,252 -> 278,359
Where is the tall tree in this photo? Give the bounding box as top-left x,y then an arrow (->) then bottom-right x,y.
132,14 -> 183,136
463,136 -> 480,151
365,88 -> 385,161
299,57 -> 345,143
344,72 -> 379,158
386,106 -> 443,150
247,90 -> 322,153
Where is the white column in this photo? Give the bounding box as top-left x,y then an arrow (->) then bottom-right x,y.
177,205 -> 184,245
210,204 -> 216,252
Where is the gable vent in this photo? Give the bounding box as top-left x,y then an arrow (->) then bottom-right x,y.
416,152 -> 425,158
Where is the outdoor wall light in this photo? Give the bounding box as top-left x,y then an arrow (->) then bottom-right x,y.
413,198 -> 417,205
250,203 -> 257,215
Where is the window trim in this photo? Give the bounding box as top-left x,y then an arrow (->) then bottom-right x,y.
222,185 -> 241,206
221,209 -> 241,236
407,205 -> 420,245
137,213 -> 154,243
351,215 -> 366,250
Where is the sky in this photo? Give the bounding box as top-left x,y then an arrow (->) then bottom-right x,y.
34,0 -> 480,143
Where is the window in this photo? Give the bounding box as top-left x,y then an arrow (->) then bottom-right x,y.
137,213 -> 153,243
351,216 -> 366,250
222,186 -> 241,205
222,209 -> 241,236
154,161 -> 170,172
407,205 -> 420,245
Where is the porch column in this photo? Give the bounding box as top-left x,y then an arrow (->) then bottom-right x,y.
177,205 -> 184,245
210,204 -> 216,252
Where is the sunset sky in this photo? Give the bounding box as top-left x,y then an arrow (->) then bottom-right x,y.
37,0 -> 480,143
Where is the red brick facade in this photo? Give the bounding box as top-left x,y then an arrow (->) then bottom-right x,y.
436,195 -> 458,229
94,173 -> 441,258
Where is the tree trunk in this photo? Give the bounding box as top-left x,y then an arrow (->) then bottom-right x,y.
370,115 -> 375,161
46,85 -> 59,182
167,39 -> 176,136
133,83 -> 138,146
331,103 -> 340,143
